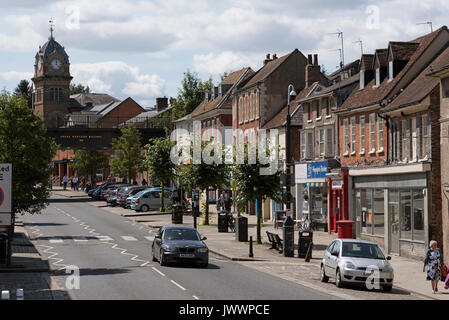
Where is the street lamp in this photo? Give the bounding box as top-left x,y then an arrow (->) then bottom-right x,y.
285,84 -> 296,215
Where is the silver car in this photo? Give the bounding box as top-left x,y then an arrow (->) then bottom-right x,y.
320,239 -> 394,292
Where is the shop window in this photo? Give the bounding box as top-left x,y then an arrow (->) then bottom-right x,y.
413,190 -> 425,242
373,189 -> 384,236
361,189 -> 373,235
400,190 -> 412,240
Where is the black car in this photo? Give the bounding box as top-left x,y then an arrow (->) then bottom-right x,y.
91,183 -> 112,199
152,226 -> 208,268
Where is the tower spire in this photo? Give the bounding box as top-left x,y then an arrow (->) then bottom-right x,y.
49,18 -> 54,40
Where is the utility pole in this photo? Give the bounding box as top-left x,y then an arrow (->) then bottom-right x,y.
353,39 -> 363,56
285,84 -> 296,215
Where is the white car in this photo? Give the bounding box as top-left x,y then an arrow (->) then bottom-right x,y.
320,239 -> 394,292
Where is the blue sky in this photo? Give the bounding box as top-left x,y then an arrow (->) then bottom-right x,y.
0,0 -> 447,109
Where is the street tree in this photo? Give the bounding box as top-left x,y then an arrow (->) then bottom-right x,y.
70,83 -> 90,95
172,70 -> 213,119
0,92 -> 58,258
232,143 -> 282,244
14,79 -> 32,108
69,150 -> 109,184
110,124 -> 144,183
144,137 -> 177,212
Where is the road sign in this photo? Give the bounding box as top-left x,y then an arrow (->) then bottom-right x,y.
0,164 -> 12,221
0,214 -> 11,225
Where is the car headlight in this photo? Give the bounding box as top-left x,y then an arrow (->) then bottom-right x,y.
197,248 -> 208,253
345,262 -> 356,270
162,245 -> 177,252
383,263 -> 393,272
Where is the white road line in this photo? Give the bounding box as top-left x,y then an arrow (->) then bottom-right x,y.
73,236 -> 88,242
192,295 -> 200,300
145,236 -> 155,241
170,280 -> 186,291
49,239 -> 64,244
151,267 -> 166,277
121,236 -> 138,241
97,236 -> 114,241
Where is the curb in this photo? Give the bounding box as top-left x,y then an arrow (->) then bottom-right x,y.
208,248 -> 269,262
0,267 -> 49,273
393,284 -> 439,300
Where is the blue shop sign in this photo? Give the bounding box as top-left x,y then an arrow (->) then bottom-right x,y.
307,161 -> 328,178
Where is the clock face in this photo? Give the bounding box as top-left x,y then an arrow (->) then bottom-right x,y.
37,60 -> 42,70
51,59 -> 62,70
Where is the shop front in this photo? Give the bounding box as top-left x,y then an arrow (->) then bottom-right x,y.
326,168 -> 349,233
350,165 -> 431,260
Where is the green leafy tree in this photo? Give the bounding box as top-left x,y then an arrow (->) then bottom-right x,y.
144,137 -> 177,212
110,124 -> 144,183
233,143 -> 281,244
14,79 -> 32,108
0,92 -> 58,261
172,70 -> 213,119
70,150 -> 109,184
70,83 -> 90,95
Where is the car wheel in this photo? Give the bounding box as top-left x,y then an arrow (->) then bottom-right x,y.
160,249 -> 167,266
200,262 -> 208,268
382,285 -> 393,292
320,264 -> 329,283
336,269 -> 344,288
141,205 -> 149,212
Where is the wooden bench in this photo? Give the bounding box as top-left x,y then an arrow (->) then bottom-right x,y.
266,231 -> 283,253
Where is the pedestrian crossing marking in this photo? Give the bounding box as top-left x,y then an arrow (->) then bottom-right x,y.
97,236 -> 114,241
49,239 -> 63,244
145,236 -> 155,241
121,236 -> 138,241
46,235 -> 148,243
73,236 -> 88,242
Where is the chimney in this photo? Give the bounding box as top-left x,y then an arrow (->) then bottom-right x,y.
307,54 -> 313,65
156,97 -> 168,112
169,97 -> 176,106
272,53 -> 278,60
305,53 -> 321,87
263,53 -> 272,65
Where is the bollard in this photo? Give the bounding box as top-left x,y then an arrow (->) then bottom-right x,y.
249,236 -> 254,258
16,289 -> 24,300
305,242 -> 314,262
1,290 -> 10,300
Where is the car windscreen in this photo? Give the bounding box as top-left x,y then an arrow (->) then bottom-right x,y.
341,242 -> 385,260
163,229 -> 201,241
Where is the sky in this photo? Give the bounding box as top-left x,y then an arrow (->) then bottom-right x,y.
0,0 -> 447,109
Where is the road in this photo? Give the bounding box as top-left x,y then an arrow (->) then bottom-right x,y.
22,194 -> 340,300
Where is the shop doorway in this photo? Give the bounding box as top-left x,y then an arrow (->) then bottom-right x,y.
389,190 -> 400,254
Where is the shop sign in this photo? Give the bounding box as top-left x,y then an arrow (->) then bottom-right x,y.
307,161 -> 328,178
0,164 -> 12,214
331,180 -> 343,189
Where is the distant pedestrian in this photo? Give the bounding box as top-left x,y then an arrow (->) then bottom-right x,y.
133,180 -> 138,185
72,175 -> 79,191
81,177 -> 86,191
62,175 -> 68,190
423,240 -> 442,294
122,177 -> 127,183
141,179 -> 147,186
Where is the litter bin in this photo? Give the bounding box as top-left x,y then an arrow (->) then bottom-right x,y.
235,216 -> 248,242
171,204 -> 183,224
0,232 -> 8,265
217,211 -> 228,232
298,230 -> 313,258
336,220 -> 354,239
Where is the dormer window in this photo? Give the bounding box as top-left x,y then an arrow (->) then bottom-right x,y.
374,68 -> 380,87
360,70 -> 365,89
388,61 -> 393,81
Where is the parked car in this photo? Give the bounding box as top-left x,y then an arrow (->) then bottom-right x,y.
130,188 -> 173,212
105,185 -> 131,206
100,184 -> 129,201
91,183 -> 112,200
320,239 -> 394,292
152,225 -> 208,267
117,186 -> 150,208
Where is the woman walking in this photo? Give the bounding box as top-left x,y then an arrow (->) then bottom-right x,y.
423,240 -> 442,294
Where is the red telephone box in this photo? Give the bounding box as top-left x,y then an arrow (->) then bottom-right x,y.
327,169 -> 349,234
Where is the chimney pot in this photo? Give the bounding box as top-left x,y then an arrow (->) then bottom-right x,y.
313,54 -> 318,66
273,54 -> 278,60
307,54 -> 313,65
266,53 -> 271,59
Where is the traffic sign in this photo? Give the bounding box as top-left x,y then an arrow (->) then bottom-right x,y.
0,164 -> 12,220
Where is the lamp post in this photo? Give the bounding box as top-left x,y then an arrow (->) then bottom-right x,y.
285,84 -> 297,215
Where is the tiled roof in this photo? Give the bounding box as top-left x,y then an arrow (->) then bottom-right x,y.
70,93 -> 120,108
328,59 -> 360,80
39,38 -> 69,63
300,73 -> 360,102
261,83 -> 318,129
374,49 -> 388,68
361,54 -> 374,70
240,49 -> 300,90
389,42 -> 419,61
339,26 -> 447,112
381,45 -> 449,112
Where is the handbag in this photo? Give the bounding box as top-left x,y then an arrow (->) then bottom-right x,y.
441,264 -> 448,281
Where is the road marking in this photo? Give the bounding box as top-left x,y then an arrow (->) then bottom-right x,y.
97,236 -> 114,241
192,295 -> 200,300
151,267 -> 165,277
121,236 -> 138,241
49,239 -> 64,244
73,236 -> 88,242
170,280 -> 186,291
145,236 -> 155,241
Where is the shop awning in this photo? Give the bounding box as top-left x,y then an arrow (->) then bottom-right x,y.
307,182 -> 325,187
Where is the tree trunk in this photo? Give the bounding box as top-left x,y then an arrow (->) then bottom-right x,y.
257,198 -> 262,244
161,184 -> 165,212
204,189 -> 209,225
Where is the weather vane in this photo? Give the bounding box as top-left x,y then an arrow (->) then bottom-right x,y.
49,18 -> 54,39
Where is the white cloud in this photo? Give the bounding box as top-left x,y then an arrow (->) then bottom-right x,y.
0,71 -> 33,81
193,51 -> 259,75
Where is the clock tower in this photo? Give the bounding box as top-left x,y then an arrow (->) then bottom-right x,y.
32,21 -> 72,127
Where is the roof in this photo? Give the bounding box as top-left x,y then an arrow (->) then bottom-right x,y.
261,83 -> 319,129
70,93 -> 120,108
389,42 -> 419,61
381,45 -> 449,112
240,50 -> 300,90
374,49 -> 388,68
339,26 -> 448,113
328,59 -> 360,80
39,37 -> 69,63
300,73 -> 360,102
360,54 -> 374,70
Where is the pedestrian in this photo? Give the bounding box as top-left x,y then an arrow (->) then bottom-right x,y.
122,177 -> 127,183
217,191 -> 226,211
62,175 -> 68,190
72,175 -> 79,191
423,240 -> 443,294
81,176 -> 86,191
141,178 -> 147,186
133,180 -> 138,185
69,176 -> 73,190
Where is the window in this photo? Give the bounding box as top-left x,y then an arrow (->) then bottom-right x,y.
421,114 -> 429,159
350,116 -> 356,154
411,117 -> 417,161
300,132 -> 306,159
326,127 -> 333,156
377,115 -> 384,152
413,190 -> 424,241
360,70 -> 365,89
400,190 -> 412,240
319,128 -> 325,156
245,96 -> 249,122
325,98 -> 330,116
373,189 -> 384,236
307,103 -> 311,121
239,97 -> 243,124
50,88 -> 55,102
250,93 -> 254,120
313,101 -> 318,120
306,131 -> 314,159
401,119 -> 408,161
343,118 -> 349,155
360,189 -> 373,235
360,115 -> 365,154
316,100 -> 321,119
255,91 -> 259,119
388,61 -> 393,81
369,113 -> 376,152
374,68 -> 380,87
